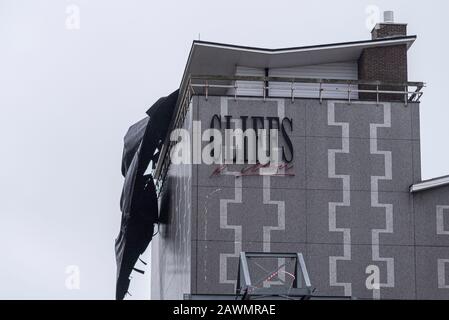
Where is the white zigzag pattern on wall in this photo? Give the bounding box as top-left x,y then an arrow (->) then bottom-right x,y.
262,175 -> 286,287
219,174 -> 242,289
218,97 -> 242,290
370,102 -> 394,299
218,97 -> 286,290
436,205 -> 449,289
327,101 -> 352,296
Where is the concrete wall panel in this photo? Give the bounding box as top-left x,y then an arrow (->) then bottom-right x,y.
152,95 -> 449,300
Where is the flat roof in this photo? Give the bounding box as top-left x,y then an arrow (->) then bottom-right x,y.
410,175 -> 449,193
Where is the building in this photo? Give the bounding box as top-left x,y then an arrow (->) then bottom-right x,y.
149,13 -> 449,300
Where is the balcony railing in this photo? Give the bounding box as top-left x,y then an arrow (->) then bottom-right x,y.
153,75 -> 425,194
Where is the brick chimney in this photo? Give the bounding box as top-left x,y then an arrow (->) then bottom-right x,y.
372,11 -> 407,40
359,11 -> 409,101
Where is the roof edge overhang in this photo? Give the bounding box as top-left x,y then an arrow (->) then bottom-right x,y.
410,175 -> 449,193
191,35 -> 416,54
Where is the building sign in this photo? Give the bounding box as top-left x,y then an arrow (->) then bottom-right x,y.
169,114 -> 295,177
209,114 -> 294,164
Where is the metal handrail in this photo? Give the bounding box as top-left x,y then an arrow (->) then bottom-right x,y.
190,74 -> 425,88
191,83 -> 422,100
190,74 -> 424,104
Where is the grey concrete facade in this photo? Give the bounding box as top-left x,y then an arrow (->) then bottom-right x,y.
151,95 -> 449,300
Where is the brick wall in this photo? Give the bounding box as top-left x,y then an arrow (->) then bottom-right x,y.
358,44 -> 408,101
358,23 -> 409,102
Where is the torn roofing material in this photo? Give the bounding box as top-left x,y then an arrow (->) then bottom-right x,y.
115,89 -> 179,300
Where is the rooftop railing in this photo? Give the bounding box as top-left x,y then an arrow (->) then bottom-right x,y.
153,75 -> 425,194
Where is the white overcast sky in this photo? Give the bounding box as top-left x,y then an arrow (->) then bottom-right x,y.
0,0 -> 448,300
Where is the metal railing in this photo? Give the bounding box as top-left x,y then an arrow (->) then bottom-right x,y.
153,75 -> 425,193
190,74 -> 424,105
